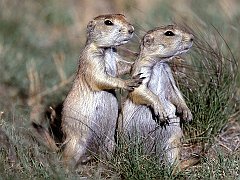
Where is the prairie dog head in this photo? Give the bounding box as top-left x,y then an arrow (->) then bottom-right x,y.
140,25 -> 194,59
86,14 -> 134,47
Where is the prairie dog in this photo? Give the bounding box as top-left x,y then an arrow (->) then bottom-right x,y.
122,25 -> 193,165
62,14 -> 141,167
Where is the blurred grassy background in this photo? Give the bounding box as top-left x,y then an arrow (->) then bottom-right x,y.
0,0 -> 239,108
0,0 -> 239,179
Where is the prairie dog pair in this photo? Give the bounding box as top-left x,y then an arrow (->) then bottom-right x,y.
61,14 -> 142,167
122,25 -> 193,164
33,14 -> 193,169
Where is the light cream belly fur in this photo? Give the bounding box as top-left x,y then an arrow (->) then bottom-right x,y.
62,90 -> 118,163
122,62 -> 182,164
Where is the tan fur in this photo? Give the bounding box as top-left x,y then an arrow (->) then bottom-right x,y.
122,25 -> 193,165
61,14 -> 141,168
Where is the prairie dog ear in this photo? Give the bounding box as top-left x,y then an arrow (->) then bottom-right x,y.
87,20 -> 96,35
143,34 -> 154,47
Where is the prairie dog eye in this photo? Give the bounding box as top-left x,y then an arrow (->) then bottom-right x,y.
104,19 -> 114,26
164,31 -> 175,36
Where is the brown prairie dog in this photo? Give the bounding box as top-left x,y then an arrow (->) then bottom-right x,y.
61,14 -> 142,168
122,25 -> 193,165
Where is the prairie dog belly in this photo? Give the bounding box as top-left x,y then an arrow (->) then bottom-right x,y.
122,99 -> 178,155
62,89 -> 118,151
105,48 -> 117,77
122,63 -> 181,153
92,91 -> 118,137
149,62 -> 177,117
123,63 -> 178,128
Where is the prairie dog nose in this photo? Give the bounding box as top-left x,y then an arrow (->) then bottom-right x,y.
128,25 -> 134,34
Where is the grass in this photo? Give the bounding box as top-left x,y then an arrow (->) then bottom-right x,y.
181,24 -> 238,141
112,134 -> 175,179
0,0 -> 240,179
